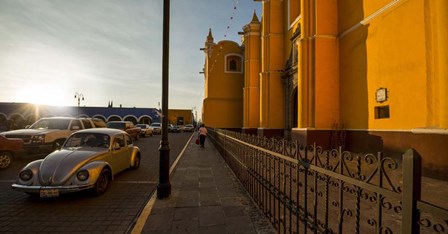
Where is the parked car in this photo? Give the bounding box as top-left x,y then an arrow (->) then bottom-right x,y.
106,121 -> 140,141
11,128 -> 141,197
183,124 -> 194,132
0,117 -> 104,155
135,124 -> 153,137
0,135 -> 25,169
170,125 -> 182,133
91,118 -> 107,128
150,122 -> 162,135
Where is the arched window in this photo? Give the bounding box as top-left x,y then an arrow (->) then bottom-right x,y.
225,54 -> 243,73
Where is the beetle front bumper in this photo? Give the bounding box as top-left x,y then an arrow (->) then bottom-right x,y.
11,183 -> 96,195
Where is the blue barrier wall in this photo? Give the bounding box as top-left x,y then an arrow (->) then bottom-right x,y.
0,102 -> 160,131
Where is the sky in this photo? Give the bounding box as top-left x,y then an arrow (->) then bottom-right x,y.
0,0 -> 261,119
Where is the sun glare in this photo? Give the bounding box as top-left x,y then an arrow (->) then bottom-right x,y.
14,85 -> 69,106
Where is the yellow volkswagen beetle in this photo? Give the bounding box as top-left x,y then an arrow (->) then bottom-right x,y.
12,128 -> 141,198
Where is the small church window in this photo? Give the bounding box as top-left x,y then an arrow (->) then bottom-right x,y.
225,54 -> 242,73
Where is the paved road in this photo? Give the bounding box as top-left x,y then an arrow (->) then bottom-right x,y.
0,132 -> 193,233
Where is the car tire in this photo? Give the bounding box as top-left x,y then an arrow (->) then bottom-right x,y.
131,155 -> 140,169
0,151 -> 12,170
93,168 -> 111,196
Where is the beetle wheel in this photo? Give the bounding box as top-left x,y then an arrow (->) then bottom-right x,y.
0,152 -> 12,170
94,168 -> 111,196
131,155 -> 141,169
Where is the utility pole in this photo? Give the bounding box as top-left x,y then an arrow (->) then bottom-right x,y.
157,0 -> 171,199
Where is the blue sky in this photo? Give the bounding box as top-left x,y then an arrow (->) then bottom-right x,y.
0,0 -> 261,118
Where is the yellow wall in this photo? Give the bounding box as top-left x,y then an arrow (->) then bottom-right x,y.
339,0 -> 437,130
203,98 -> 243,128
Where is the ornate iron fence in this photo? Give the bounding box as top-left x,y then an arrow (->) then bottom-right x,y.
208,128 -> 448,234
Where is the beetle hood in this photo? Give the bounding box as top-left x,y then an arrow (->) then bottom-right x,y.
39,148 -> 102,185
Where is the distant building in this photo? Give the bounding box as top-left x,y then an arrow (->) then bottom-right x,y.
168,109 -> 194,126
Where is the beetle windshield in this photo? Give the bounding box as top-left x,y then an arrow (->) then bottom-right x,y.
65,133 -> 110,148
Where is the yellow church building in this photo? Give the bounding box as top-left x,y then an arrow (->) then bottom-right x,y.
201,0 -> 448,178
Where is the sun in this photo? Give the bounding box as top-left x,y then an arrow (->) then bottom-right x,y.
14,85 -> 69,106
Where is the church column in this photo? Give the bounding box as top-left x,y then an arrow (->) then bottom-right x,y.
259,0 -> 285,136
436,1 -> 448,128
298,0 -> 315,128
242,12 -> 261,134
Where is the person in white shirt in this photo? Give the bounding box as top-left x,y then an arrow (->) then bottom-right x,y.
198,124 -> 208,148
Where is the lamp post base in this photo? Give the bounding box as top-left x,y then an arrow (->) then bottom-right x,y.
157,140 -> 171,199
157,183 -> 171,199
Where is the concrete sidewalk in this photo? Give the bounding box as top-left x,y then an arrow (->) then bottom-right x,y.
133,136 -> 275,234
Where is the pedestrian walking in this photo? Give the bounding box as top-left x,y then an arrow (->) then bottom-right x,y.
198,124 -> 208,148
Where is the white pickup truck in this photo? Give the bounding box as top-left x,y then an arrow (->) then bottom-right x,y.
0,117 -> 105,155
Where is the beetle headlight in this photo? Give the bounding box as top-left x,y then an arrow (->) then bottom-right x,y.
77,170 -> 89,181
19,169 -> 33,181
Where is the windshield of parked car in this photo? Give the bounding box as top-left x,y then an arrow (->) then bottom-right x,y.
106,122 -> 125,130
30,119 -> 71,130
151,123 -> 161,127
64,132 -> 110,148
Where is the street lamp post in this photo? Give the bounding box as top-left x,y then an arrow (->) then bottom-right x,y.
157,0 -> 171,199
74,92 -> 84,117
74,92 -> 84,107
